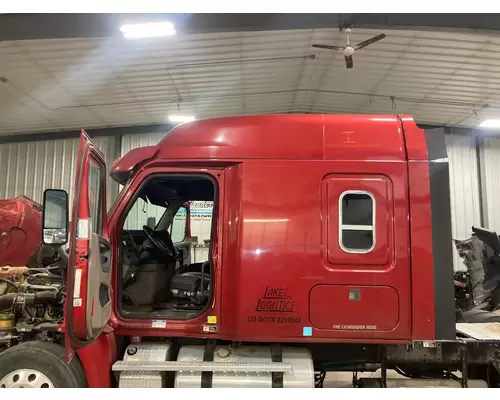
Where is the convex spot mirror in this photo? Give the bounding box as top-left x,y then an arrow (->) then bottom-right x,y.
42,189 -> 69,245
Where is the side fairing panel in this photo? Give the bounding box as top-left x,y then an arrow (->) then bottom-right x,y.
221,159 -> 411,341
402,117 -> 456,340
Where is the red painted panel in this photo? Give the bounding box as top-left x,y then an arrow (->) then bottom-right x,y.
309,285 -> 399,331
400,117 -> 436,340
109,146 -> 158,185
153,115 -> 406,162
108,159 -> 411,343
407,161 -> 435,340
105,115 -> 419,343
158,115 -> 324,160
0,196 -> 41,267
76,327 -> 117,388
323,115 -> 405,161
400,115 -> 428,161
223,160 -> 410,341
65,130 -> 111,361
325,175 -> 391,267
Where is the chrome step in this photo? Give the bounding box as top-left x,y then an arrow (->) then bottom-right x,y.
112,361 -> 292,373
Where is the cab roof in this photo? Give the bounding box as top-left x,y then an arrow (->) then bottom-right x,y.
157,114 -> 407,161
110,114 -> 427,185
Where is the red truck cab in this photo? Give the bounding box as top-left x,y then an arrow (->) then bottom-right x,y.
40,114 -> 455,387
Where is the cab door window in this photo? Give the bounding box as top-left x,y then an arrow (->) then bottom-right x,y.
88,157 -> 104,235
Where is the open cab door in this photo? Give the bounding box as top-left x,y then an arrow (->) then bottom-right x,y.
42,130 -> 112,361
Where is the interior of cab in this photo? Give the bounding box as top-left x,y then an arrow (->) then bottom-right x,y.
118,175 -> 216,319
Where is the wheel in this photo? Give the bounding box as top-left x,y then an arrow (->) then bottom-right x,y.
0,341 -> 87,388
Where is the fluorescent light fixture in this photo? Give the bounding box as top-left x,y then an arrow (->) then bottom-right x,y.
120,22 -> 176,39
168,115 -> 196,123
480,119 -> 500,129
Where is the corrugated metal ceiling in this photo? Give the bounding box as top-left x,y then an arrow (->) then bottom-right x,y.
0,27 -> 499,136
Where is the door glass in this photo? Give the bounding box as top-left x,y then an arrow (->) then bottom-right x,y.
88,157 -> 104,235
171,208 -> 187,243
87,157 -> 109,278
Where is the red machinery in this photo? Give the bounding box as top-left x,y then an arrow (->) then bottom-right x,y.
0,114 -> 498,388
0,196 -> 43,268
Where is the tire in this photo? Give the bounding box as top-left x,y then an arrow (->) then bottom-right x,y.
0,341 -> 87,388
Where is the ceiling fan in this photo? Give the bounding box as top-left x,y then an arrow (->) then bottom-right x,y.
312,27 -> 386,69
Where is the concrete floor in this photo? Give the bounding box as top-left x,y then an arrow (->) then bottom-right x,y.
323,370 -> 399,388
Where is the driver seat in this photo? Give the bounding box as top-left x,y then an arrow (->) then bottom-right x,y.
170,261 -> 210,305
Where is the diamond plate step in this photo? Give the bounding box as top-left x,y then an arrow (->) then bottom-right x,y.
112,361 -> 292,373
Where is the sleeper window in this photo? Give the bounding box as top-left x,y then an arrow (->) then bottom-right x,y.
339,191 -> 375,253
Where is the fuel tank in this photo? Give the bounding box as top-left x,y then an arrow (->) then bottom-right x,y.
0,196 -> 42,267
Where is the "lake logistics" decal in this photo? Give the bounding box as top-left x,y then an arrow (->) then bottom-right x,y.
247,286 -> 301,324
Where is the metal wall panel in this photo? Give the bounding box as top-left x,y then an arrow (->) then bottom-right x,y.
445,133 -> 482,271
93,136 -> 119,209
0,136 -> 117,210
482,137 -> 500,231
120,132 -> 167,156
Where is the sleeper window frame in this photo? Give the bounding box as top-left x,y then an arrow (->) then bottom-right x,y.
338,190 -> 376,254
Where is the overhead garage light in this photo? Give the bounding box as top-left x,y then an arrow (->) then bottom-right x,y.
120,21 -> 176,39
168,115 -> 196,123
480,119 -> 500,129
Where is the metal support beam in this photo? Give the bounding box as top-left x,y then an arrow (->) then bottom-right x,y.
2,14 -> 500,42
477,132 -> 491,228
474,130 -> 487,227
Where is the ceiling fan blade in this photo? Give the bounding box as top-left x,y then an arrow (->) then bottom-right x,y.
312,44 -> 344,51
354,33 -> 386,50
345,55 -> 354,69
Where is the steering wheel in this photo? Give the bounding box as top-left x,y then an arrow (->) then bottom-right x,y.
142,225 -> 177,259
122,230 -> 139,253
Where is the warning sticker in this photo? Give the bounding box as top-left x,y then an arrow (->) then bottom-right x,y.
207,316 -> 217,324
203,325 -> 218,333
73,269 -> 82,298
152,320 -> 166,328
73,298 -> 82,307
77,219 -> 89,240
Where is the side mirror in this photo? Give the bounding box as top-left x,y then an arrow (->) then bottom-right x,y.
42,189 -> 69,245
